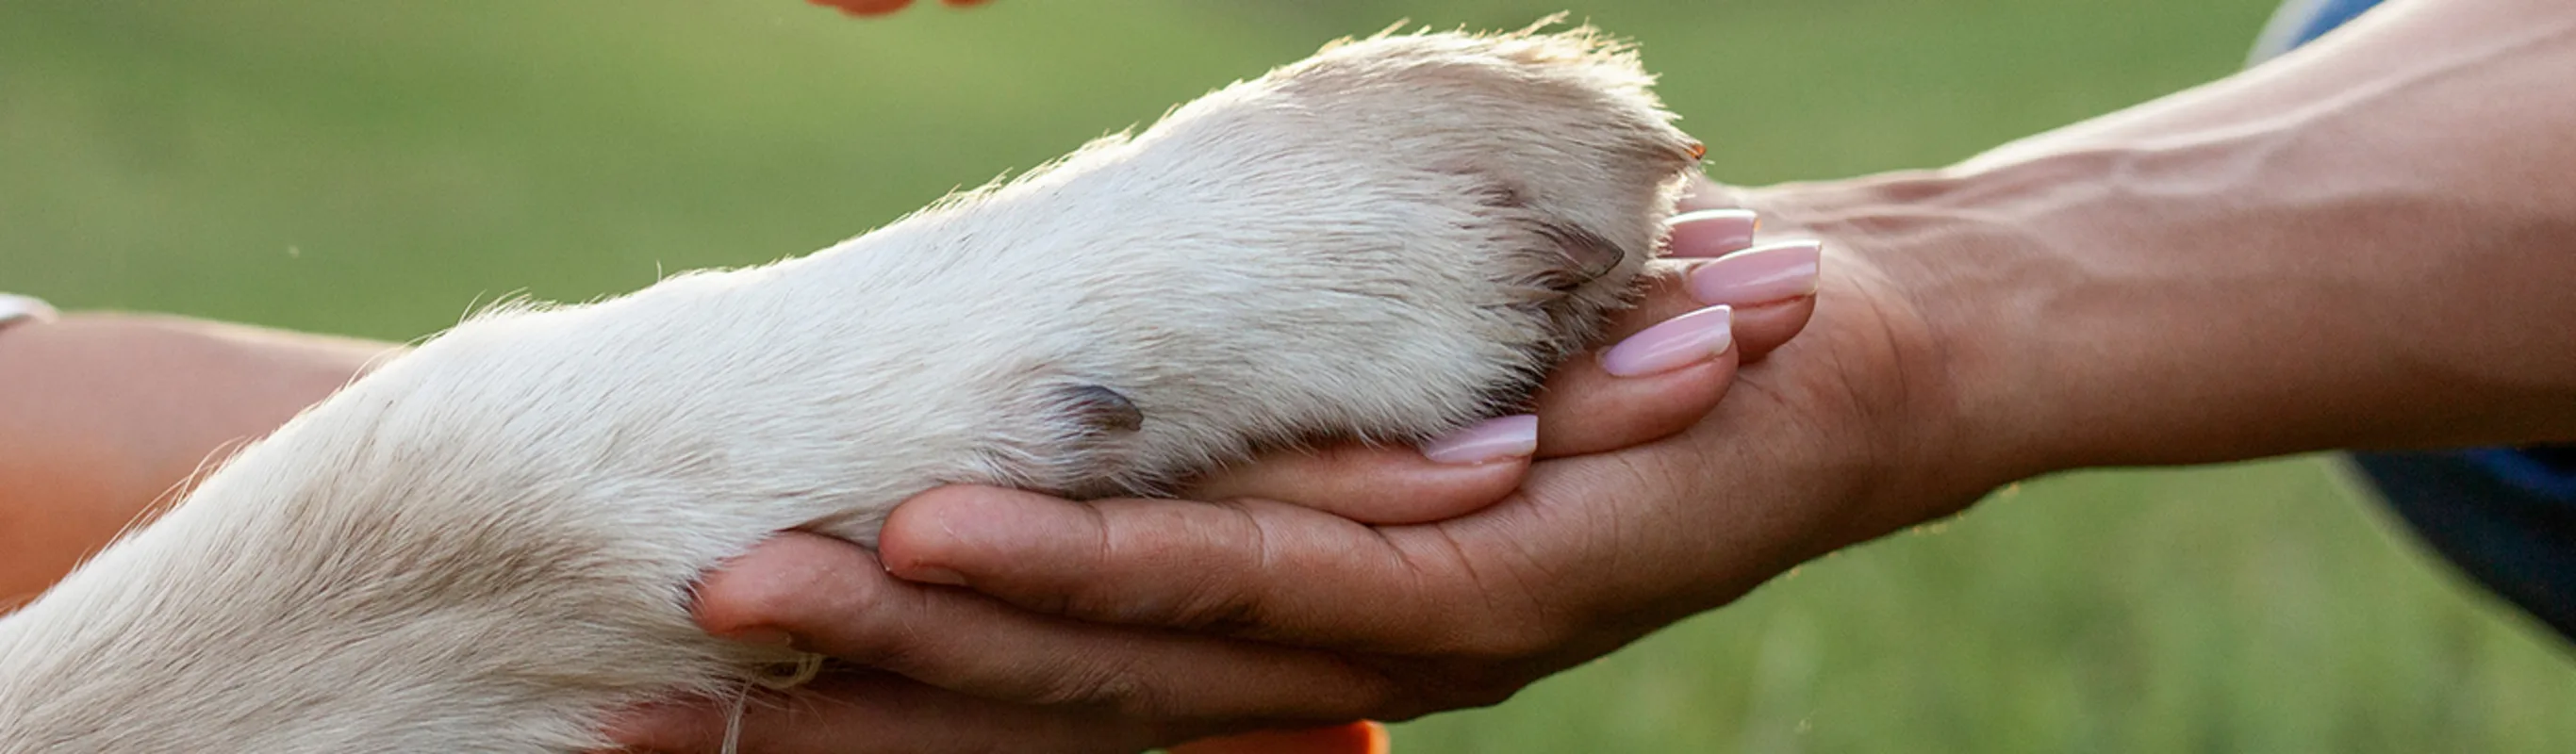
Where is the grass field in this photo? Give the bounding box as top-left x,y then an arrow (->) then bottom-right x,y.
6,1 -> 2571,751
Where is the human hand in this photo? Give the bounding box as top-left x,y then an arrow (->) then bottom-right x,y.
604,187 -> 1886,752
0,314 -> 393,601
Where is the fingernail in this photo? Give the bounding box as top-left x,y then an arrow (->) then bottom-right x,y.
1600,305 -> 1733,377
724,628 -> 798,648
1419,415 -> 1539,465
1687,239 -> 1821,305
1663,209 -> 1759,258
904,566 -> 968,586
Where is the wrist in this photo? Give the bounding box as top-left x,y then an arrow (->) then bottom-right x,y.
1757,138 -> 2576,494
1747,158 -> 2304,499
1729,177 -> 2052,530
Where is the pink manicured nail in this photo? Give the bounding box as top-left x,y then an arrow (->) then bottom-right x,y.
1600,305 -> 1733,377
1664,209 -> 1759,258
1419,415 -> 1539,465
1687,240 -> 1821,305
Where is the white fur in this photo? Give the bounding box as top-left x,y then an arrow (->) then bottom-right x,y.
0,25 -> 1695,753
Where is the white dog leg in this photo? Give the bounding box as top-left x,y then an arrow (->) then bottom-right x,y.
0,24 -> 1698,754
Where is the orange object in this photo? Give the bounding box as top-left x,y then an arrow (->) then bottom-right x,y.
1169,721 -> 1390,754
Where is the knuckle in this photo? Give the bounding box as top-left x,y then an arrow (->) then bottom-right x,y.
1165,574 -> 1267,633
788,570 -> 926,668
1023,654 -> 1166,716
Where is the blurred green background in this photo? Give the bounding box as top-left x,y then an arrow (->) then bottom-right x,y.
5,0 -> 2570,751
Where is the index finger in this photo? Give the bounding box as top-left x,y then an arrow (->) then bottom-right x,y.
877,483 -> 1580,657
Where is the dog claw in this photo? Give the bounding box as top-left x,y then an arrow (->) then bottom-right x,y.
1063,384 -> 1144,433
1539,222 -> 1628,289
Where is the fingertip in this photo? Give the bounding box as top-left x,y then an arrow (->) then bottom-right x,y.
1731,295 -> 1819,362
1664,209 -> 1759,258
689,532 -> 879,636
1417,415 -> 1538,466
880,484 -> 1070,581
1188,445 -> 1527,525
1328,452 -> 1526,525
1531,347 -> 1735,458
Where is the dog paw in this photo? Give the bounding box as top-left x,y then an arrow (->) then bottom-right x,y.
0,24 -> 1706,754
874,24 -> 1704,500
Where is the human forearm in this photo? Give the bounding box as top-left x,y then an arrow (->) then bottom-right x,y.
0,314 -> 393,599
1759,0 -> 2576,481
